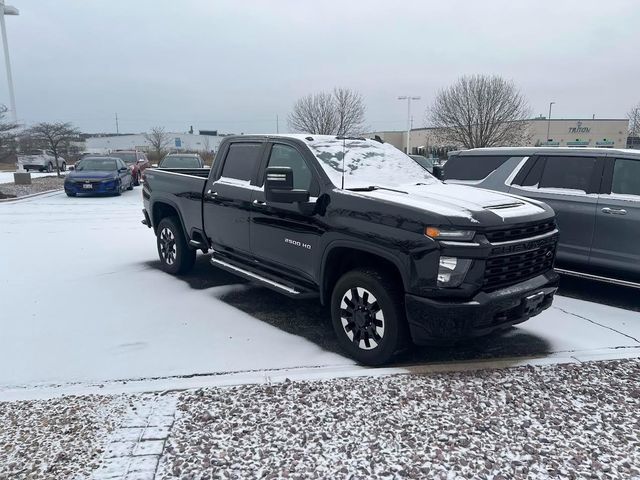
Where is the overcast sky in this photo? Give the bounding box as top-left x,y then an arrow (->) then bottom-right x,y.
3,0 -> 639,134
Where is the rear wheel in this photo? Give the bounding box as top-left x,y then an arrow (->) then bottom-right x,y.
156,216 -> 196,275
61,162 -> 67,172
66,191 -> 76,197
46,162 -> 53,173
331,268 -> 408,366
127,177 -> 133,190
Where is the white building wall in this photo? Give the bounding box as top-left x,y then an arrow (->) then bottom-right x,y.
85,133 -> 223,154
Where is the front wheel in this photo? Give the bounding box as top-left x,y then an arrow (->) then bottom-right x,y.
331,268 -> 408,366
46,162 -> 53,173
156,216 -> 196,275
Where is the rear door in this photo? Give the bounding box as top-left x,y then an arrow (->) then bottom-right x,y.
590,156 -> 640,277
509,154 -> 604,266
202,141 -> 265,256
250,141 -> 322,281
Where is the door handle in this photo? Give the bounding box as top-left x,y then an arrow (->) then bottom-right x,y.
204,190 -> 218,200
601,207 -> 627,215
252,199 -> 267,207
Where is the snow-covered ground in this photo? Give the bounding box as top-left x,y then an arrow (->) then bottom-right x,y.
0,191 -> 639,399
0,171 -> 66,184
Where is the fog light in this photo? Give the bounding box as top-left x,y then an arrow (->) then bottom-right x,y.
437,256 -> 472,287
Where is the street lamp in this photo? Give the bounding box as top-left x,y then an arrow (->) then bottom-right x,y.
546,101 -> 555,145
398,96 -> 420,155
0,0 -> 18,123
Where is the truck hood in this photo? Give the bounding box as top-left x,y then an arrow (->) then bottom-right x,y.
354,183 -> 551,227
67,171 -> 117,181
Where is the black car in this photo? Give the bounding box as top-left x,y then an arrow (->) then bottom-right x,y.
158,153 -> 205,169
65,156 -> 133,197
142,135 -> 559,365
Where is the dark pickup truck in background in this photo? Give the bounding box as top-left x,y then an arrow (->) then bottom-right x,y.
142,135 -> 559,365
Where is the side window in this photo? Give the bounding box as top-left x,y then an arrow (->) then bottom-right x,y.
612,158 -> 640,196
220,142 -> 262,182
264,144 -> 313,191
514,157 -> 546,187
116,159 -> 125,169
443,156 -> 512,181
538,156 -> 597,193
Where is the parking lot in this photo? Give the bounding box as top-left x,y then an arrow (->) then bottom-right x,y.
0,189 -> 639,400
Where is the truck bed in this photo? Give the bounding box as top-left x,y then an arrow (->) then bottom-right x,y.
143,168 -> 209,236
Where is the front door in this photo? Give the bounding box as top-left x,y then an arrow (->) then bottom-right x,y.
509,155 -> 603,266
250,142 -> 323,281
203,141 -> 264,256
590,157 -> 640,277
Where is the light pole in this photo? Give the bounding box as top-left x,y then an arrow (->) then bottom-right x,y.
398,96 -> 420,154
546,101 -> 555,145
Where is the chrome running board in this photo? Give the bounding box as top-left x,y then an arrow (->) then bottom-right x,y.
211,256 -> 300,295
555,268 -> 640,290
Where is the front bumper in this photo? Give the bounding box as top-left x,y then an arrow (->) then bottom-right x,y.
65,181 -> 119,195
405,270 -> 559,345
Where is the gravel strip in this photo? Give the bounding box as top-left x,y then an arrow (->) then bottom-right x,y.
0,394 -> 130,480
0,175 -> 65,198
158,359 -> 640,479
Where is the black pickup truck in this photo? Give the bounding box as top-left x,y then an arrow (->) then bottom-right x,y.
142,135 -> 559,365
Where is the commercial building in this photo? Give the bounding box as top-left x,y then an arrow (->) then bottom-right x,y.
367,118 -> 630,155
84,131 -> 223,154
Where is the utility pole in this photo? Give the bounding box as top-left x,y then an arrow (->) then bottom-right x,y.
115,113 -> 119,134
398,96 -> 420,154
0,0 -> 19,123
546,102 -> 555,144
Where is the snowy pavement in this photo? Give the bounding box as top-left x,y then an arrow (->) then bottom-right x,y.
1,191 -> 640,399
0,171 -> 66,184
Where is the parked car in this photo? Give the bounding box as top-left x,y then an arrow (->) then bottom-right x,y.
18,149 -> 66,172
158,153 -> 205,169
64,156 -> 133,197
141,135 -> 559,365
409,154 -> 435,174
444,147 -> 640,287
109,150 -> 149,186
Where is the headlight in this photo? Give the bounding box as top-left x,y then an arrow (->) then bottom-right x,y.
425,227 -> 475,241
437,256 -> 472,287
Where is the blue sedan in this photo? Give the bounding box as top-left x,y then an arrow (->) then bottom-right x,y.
64,156 -> 134,197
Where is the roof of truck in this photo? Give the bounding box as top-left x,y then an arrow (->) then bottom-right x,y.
451,146 -> 640,158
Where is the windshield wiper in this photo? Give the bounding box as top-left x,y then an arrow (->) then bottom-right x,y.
346,185 -> 408,194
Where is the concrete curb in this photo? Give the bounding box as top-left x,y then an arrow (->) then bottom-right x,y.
0,188 -> 63,203
2,346 -> 639,402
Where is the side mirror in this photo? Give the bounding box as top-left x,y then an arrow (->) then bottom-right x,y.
119,167 -> 128,173
265,166 -> 309,203
69,165 -> 75,171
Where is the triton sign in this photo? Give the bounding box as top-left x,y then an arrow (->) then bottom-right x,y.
568,121 -> 590,134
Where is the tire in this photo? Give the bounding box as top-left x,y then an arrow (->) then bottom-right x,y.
156,216 -> 196,275
39,167 -> 44,172
61,162 -> 66,172
127,178 -> 133,190
331,268 -> 408,366
66,191 -> 76,197
46,162 -> 53,173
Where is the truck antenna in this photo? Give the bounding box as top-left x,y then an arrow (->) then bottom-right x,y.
341,136 -> 346,189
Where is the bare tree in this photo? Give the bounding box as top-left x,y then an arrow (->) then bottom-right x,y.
628,102 -> 640,137
144,126 -> 171,160
26,122 -> 79,177
288,88 -> 366,136
0,104 -> 18,161
427,75 -> 531,149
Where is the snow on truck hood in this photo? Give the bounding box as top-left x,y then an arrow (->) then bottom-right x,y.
354,183 -> 546,224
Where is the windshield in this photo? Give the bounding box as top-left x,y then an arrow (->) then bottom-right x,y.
307,137 -> 436,189
76,158 -> 117,171
160,156 -> 201,168
410,155 -> 435,170
110,152 -> 137,164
